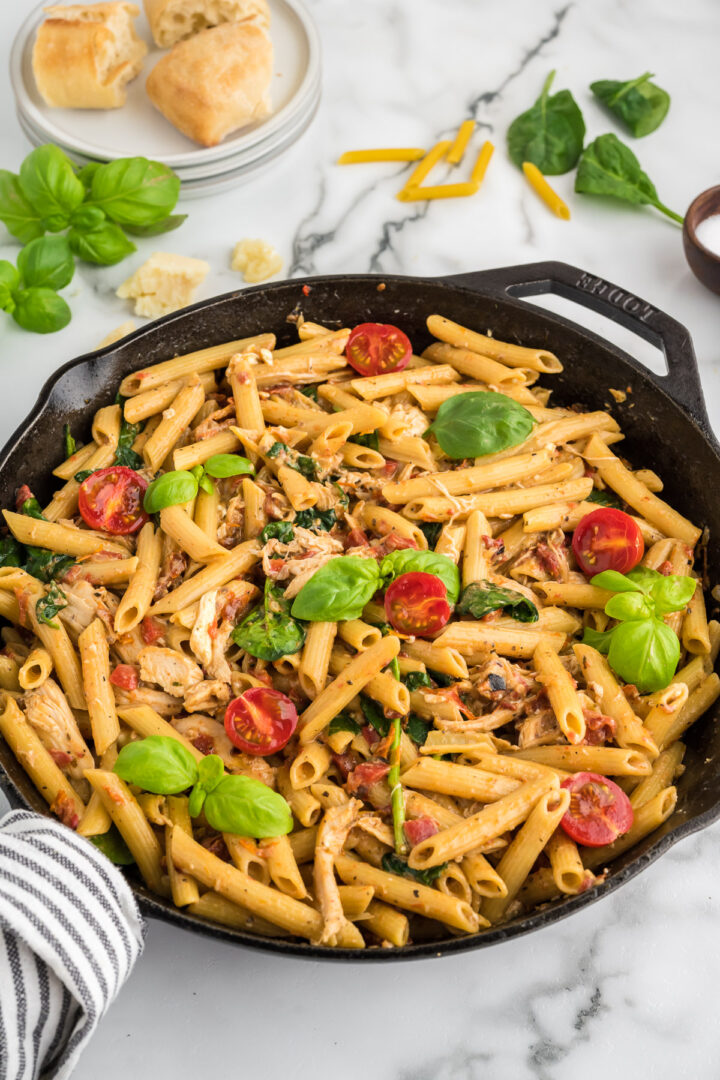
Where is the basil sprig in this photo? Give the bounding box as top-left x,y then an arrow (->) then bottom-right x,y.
232,580 -> 306,661
575,134 -> 683,224
428,391 -> 535,460
381,852 -> 447,887
0,145 -> 185,334
581,567 -> 696,692
456,581 -> 539,623
290,549 -> 460,622
260,521 -> 294,544
507,70 -> 586,175
590,73 -> 670,138
144,455 -> 254,512
114,737 -> 292,838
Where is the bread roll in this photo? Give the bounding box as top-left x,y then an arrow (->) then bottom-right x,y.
145,22 -> 273,147
32,2 -> 147,109
144,0 -> 269,48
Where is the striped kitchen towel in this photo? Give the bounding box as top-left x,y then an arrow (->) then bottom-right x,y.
0,810 -> 145,1080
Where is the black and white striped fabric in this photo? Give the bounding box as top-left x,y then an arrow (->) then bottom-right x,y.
0,810 -> 145,1080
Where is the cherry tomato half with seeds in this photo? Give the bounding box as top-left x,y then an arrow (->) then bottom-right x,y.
572,507 -> 644,577
346,323 -> 412,377
560,771 -> 633,847
78,467 -> 148,535
224,687 -> 298,756
384,571 -> 451,636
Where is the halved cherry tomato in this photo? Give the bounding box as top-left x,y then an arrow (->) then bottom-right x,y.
109,664 -> 139,691
560,771 -> 633,847
384,571 -> 451,636
572,507 -> 644,577
78,466 -> 148,535
346,323 -> 412,376
224,687 -> 298,756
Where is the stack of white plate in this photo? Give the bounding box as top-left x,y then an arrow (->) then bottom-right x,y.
10,0 -> 321,197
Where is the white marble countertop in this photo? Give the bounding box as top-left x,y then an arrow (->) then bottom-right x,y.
2,0 -> 720,1076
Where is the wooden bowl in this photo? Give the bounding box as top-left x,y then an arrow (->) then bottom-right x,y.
683,184 -> 720,296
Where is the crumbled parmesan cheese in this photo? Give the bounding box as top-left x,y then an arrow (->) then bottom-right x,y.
231,239 -> 283,283
116,252 -> 209,317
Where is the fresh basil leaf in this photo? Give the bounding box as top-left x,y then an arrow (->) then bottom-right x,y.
267,441 -> 286,458
0,535 -> 23,568
25,548 -> 74,584
203,775 -> 293,838
507,70 -> 586,175
360,696 -> 390,738
575,134 -> 683,224
74,470 -> 94,483
586,488 -> 622,509
17,236 -> 74,291
605,591 -> 654,622
123,214 -> 187,237
89,158 -> 180,226
590,73 -> 670,138
418,521 -> 442,550
19,145 -> 84,221
63,423 -> 76,459
68,222 -> 136,266
580,626 -> 615,654
188,784 -> 206,819
456,580 -> 539,623
77,163 -> 100,189
426,669 -> 454,688
381,852 -> 447,886
403,671 -> 433,691
143,470 -> 198,513
232,581 -> 306,662
198,473 -> 214,495
204,454 -> 254,479
0,261 -> 19,311
380,549 -> 460,605
12,288 -> 71,334
0,171 -> 44,243
591,570 -> 645,594
70,205 -> 106,231
607,617 -> 680,693
35,582 -> 68,628
349,430 -> 379,450
260,521 -> 294,544
649,574 -> 696,616
89,826 -> 135,866
293,508 -> 337,532
328,713 -> 361,736
429,391 -> 535,460
196,753 -> 225,794
114,735 -> 199,794
291,556 -> 382,622
300,384 -> 319,402
405,714 -> 431,745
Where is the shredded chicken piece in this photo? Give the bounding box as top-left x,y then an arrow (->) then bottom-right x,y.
58,581 -> 116,641
262,526 -> 343,600
189,580 -> 259,681
509,530 -> 570,584
313,798 -> 362,946
385,402 -> 429,438
183,679 -> 230,714
153,540 -> 188,601
112,686 -> 184,716
24,678 -> 93,779
193,404 -> 234,440
217,494 -> 244,549
138,646 -> 203,697
172,715 -> 275,786
517,706 -> 562,748
354,812 -> 394,848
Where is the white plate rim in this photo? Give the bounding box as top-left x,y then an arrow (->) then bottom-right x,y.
10,0 -> 321,168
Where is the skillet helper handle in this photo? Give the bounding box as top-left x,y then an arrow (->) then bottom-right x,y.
443,261 -> 709,426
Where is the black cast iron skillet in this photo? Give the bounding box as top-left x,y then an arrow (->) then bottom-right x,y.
1,260 -> 718,961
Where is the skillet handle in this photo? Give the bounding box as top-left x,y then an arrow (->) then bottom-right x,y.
442,260 -> 710,426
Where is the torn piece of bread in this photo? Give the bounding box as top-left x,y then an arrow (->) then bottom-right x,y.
144,0 -> 269,48
32,2 -> 147,109
231,239 -> 282,283
116,253 -> 209,317
146,22 -> 272,147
